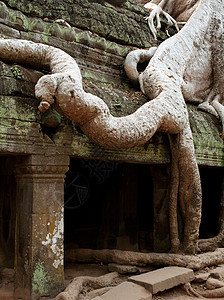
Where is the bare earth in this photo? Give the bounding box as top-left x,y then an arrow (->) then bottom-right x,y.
0,264 -> 218,299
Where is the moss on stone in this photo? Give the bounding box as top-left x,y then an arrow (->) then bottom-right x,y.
1,0 -> 156,48
32,261 -> 51,295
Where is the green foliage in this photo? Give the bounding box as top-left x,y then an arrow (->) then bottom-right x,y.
10,66 -> 22,79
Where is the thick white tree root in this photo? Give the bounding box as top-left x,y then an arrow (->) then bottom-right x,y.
124,47 -> 157,86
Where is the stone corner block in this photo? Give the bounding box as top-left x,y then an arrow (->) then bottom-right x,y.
128,266 -> 194,294
101,281 -> 152,300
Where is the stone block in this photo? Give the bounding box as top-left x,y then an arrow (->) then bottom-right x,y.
210,266 -> 224,280
129,266 -> 194,294
108,263 -> 139,274
194,272 -> 210,283
101,281 -> 152,300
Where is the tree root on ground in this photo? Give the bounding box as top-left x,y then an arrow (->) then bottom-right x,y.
199,234 -> 224,252
55,272 -> 119,300
83,287 -> 112,300
65,248 -> 224,271
183,282 -> 224,298
198,287 -> 224,298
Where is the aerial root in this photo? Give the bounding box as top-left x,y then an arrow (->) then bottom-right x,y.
144,2 -> 179,39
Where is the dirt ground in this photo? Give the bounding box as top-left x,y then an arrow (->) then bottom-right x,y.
0,264 -> 219,299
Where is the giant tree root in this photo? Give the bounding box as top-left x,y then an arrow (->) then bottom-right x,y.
55,272 -> 119,300
65,248 -> 224,271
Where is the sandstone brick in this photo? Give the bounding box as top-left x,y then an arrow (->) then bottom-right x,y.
100,281 -> 152,300
129,266 -> 194,294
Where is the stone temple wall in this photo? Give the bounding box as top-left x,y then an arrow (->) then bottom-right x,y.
0,0 -> 223,299
0,0 -> 222,165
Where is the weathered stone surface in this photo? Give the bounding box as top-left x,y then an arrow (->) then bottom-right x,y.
210,266 -> 224,280
194,272 -> 210,283
108,263 -> 139,274
14,155 -> 70,299
0,268 -> 14,283
205,277 -> 224,290
100,281 -> 152,300
128,266 -> 195,294
1,0 -> 155,48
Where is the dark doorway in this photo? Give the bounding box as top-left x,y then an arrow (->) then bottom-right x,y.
0,156 -> 17,268
199,167 -> 224,238
64,158 -> 154,252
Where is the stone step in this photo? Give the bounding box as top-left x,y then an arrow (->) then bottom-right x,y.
97,281 -> 152,300
128,266 -> 194,294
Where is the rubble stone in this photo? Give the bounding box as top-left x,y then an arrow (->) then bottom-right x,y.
108,263 -> 140,274
129,266 -> 194,294
194,272 -> 210,283
210,266 -> 224,280
100,281 -> 152,300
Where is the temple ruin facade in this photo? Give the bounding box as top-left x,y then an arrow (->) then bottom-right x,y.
0,0 -> 223,298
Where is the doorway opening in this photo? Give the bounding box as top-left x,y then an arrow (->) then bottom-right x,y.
64,158 -> 154,253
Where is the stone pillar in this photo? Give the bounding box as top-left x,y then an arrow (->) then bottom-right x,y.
14,155 -> 69,300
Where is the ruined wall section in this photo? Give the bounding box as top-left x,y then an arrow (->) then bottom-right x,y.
0,0 -> 156,87
0,0 -> 222,166
1,0 -> 153,47
0,1 -> 156,97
